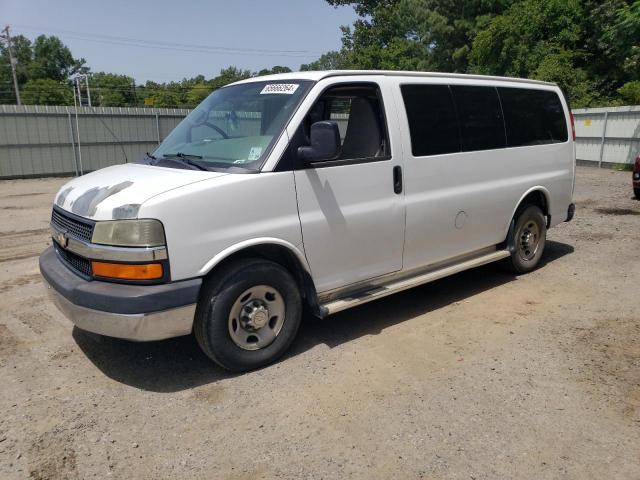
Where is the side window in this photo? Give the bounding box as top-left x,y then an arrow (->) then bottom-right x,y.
302,84 -> 389,161
450,85 -> 506,152
498,87 -> 568,146
401,84 -> 460,156
328,98 -> 351,144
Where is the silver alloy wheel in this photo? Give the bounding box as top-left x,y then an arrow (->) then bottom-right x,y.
518,219 -> 541,261
228,285 -> 286,351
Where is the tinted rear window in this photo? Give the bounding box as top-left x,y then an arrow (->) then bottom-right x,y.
450,85 -> 506,152
498,87 -> 568,146
400,84 -> 460,156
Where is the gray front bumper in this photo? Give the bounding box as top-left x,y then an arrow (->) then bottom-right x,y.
40,246 -> 201,341
43,279 -> 196,341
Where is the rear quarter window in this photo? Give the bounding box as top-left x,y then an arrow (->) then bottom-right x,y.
450,85 -> 506,152
498,87 -> 568,146
400,84 -> 460,157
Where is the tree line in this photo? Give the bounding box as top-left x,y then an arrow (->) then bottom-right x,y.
1,0 -> 638,108
303,0 -> 639,107
0,34 -> 293,108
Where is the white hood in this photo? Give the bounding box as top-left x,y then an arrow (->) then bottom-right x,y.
54,163 -> 226,221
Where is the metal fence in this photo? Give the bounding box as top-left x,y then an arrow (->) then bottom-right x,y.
573,105 -> 640,168
0,105 -> 189,179
0,104 -> 638,179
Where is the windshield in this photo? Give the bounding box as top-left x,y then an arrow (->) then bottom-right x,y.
153,80 -> 312,172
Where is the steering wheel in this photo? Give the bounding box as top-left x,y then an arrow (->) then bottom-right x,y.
201,121 -> 229,139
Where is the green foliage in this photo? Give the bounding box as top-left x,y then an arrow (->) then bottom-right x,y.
186,82 -> 212,106
4,4 -> 639,109
0,34 -> 85,104
28,35 -> 86,81
209,66 -> 252,91
468,0 -> 602,105
317,0 -> 513,72
312,0 -> 640,107
21,78 -> 73,105
90,72 -> 136,107
300,50 -> 352,70
256,65 -> 293,76
139,67 -> 255,108
468,0 -> 640,106
0,31 -> 297,108
618,81 -> 640,104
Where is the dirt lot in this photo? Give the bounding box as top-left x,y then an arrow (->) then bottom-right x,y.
0,166 -> 638,479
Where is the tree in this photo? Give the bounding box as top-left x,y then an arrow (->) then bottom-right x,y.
140,80 -> 185,108
0,35 -> 33,103
257,65 -> 293,76
469,0 -> 638,106
90,72 -> 136,107
618,81 -> 640,104
209,66 -> 252,90
186,82 -> 212,106
316,0 -> 514,72
0,34 -> 86,104
301,50 -> 352,70
321,0 -> 639,106
28,35 -> 86,81
21,78 -> 73,105
598,1 -> 640,90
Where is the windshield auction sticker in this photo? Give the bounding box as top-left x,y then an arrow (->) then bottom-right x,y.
260,84 -> 299,95
247,147 -> 263,161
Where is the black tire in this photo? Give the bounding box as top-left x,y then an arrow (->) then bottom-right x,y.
634,188 -> 640,200
194,258 -> 302,372
504,205 -> 547,274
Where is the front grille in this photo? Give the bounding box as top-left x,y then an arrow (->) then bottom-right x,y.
56,244 -> 92,277
51,208 -> 94,242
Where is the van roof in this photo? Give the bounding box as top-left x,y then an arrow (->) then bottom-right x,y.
230,70 -> 557,88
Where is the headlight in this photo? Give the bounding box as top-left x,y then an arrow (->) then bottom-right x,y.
91,219 -> 165,247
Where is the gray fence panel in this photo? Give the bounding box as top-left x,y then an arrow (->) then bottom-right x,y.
1,103 -> 638,179
573,106 -> 640,167
0,105 -> 190,179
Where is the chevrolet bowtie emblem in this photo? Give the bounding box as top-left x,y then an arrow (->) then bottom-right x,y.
53,228 -> 69,248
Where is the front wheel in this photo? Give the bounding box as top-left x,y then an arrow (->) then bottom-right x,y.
194,258 -> 302,372
634,188 -> 640,200
505,205 -> 547,274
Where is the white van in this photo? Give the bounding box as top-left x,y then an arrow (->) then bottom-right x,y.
40,70 -> 576,371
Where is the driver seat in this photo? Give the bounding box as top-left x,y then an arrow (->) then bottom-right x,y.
340,98 -> 382,159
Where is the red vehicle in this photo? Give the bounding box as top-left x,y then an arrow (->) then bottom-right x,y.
634,156 -> 640,199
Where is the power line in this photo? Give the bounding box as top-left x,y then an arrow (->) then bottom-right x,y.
12,24 -> 323,58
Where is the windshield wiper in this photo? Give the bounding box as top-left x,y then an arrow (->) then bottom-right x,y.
160,152 -> 210,171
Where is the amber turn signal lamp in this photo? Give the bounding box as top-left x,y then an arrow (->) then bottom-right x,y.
91,261 -> 163,280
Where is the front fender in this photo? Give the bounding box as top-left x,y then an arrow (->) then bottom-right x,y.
196,238 -> 311,277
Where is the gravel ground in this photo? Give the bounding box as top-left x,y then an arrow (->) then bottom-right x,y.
0,166 -> 638,479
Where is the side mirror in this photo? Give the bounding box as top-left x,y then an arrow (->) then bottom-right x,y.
297,121 -> 341,163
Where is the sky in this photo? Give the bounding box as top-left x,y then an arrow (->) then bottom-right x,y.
0,0 -> 358,83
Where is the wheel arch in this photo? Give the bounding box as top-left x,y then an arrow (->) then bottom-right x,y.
198,239 -> 323,316
510,187 -> 551,229
500,187 -> 551,250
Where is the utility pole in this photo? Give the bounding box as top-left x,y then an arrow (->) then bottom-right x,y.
1,25 -> 21,105
74,74 -> 91,107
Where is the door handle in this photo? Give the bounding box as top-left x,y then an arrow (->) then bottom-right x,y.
393,165 -> 403,194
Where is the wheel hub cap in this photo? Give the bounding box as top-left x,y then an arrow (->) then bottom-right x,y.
241,302 -> 269,330
518,220 -> 540,261
228,285 -> 286,351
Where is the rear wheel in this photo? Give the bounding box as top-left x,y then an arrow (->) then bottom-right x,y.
194,258 -> 302,372
505,205 -> 547,274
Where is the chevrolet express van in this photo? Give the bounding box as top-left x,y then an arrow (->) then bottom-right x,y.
40,71 -> 576,371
